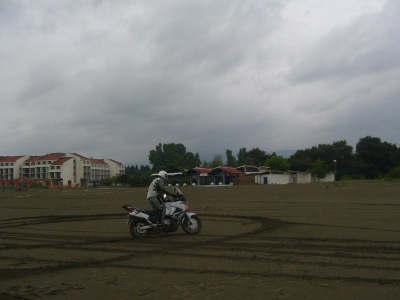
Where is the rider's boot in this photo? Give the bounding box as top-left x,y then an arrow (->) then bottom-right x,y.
161,206 -> 167,225
156,209 -> 163,224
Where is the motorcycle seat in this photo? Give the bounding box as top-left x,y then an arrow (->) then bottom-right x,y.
136,208 -> 158,216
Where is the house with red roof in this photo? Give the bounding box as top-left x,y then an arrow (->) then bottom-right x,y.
209,166 -> 243,185
184,167 -> 212,185
2,152 -> 125,188
182,166 -> 243,186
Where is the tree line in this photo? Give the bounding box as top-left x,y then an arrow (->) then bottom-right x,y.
114,136 -> 400,186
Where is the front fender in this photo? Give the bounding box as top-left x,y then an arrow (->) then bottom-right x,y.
185,212 -> 197,218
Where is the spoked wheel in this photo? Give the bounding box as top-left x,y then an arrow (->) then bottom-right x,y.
181,215 -> 202,235
129,221 -> 151,239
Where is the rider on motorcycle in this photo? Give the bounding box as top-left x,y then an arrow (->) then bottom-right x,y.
146,170 -> 175,224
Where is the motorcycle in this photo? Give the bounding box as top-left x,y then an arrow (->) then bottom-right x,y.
122,187 -> 202,239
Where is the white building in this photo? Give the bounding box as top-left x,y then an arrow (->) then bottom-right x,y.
255,171 -> 335,184
102,159 -> 125,177
0,155 -> 30,180
90,158 -> 111,182
1,152 -> 125,188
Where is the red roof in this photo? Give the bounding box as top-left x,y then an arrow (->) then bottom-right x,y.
107,159 -> 123,165
211,166 -> 243,175
25,156 -> 40,162
53,157 -> 72,166
0,156 -> 25,163
38,153 -> 66,161
71,153 -> 88,160
90,158 -> 107,165
193,167 -> 212,174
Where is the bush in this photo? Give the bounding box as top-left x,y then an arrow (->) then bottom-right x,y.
100,178 -> 114,186
385,167 -> 400,179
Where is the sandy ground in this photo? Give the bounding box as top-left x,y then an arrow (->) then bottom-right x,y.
1,181 -> 400,299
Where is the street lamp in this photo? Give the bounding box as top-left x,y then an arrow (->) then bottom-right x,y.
333,160 -> 337,181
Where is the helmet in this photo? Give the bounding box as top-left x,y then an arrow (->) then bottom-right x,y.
158,170 -> 168,181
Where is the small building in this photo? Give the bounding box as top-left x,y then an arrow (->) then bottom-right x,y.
255,170 -> 335,184
255,170 -> 288,184
236,165 -> 260,174
183,166 -> 243,186
185,167 -> 212,185
209,166 -> 243,185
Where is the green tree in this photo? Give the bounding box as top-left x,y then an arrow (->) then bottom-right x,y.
288,150 -> 313,171
330,140 -> 354,180
115,173 -> 129,184
386,167 -> 400,179
100,177 -> 114,186
209,154 -> 223,168
226,149 -> 237,167
125,164 -> 151,175
148,143 -> 201,172
265,155 -> 291,171
308,159 -> 329,181
355,136 -> 400,179
237,148 -> 247,166
289,140 -> 354,179
246,148 -> 268,166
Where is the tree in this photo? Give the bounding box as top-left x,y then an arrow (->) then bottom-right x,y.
386,167 -> 400,179
288,150 -> 313,171
125,164 -> 151,175
246,148 -> 269,166
237,148 -> 247,166
186,152 -> 202,169
209,154 -> 223,168
330,140 -> 354,180
148,143 -> 201,171
288,140 -> 354,179
308,159 -> 329,181
226,149 -> 237,167
265,155 -> 291,171
355,136 -> 400,179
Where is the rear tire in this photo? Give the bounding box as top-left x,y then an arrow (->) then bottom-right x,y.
181,215 -> 202,235
129,220 -> 151,239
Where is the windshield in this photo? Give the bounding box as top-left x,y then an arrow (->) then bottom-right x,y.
173,186 -> 183,196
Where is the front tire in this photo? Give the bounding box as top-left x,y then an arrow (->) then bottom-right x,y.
181,215 -> 202,235
129,220 -> 151,239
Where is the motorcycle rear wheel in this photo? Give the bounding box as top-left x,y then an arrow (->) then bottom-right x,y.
129,220 -> 151,239
181,215 -> 202,235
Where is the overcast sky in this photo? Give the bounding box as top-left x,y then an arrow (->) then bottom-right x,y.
1,0 -> 399,166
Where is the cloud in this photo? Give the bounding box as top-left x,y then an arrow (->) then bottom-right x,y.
1,0 -> 398,166
289,1 -> 399,83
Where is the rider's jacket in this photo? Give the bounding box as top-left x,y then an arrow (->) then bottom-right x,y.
147,177 -> 170,199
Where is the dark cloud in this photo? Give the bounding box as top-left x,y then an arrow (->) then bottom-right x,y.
289,0 -> 399,83
1,0 -> 398,165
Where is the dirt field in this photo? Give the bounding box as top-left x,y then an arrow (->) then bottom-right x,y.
1,181 -> 400,299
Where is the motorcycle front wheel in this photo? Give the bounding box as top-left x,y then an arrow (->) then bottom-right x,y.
129,220 -> 151,239
181,215 -> 202,235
